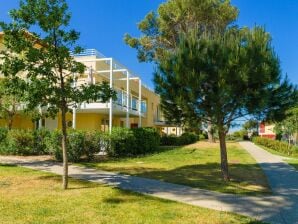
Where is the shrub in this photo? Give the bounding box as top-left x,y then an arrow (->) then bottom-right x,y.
45,129 -> 63,160
109,127 -> 136,156
0,127 -> 8,142
32,128 -> 51,155
160,132 -> 199,146
178,132 -> 199,145
199,134 -> 206,140
252,136 -> 298,156
46,129 -> 86,162
160,134 -> 179,146
132,128 -> 160,154
5,129 -> 35,155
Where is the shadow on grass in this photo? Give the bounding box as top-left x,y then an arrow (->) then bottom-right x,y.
137,163 -> 271,195
84,162 -> 270,196
0,163 -> 17,167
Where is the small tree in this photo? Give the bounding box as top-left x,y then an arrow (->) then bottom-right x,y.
125,0 -> 238,141
274,107 -> 298,145
0,78 -> 26,129
154,28 -> 297,180
0,0 -> 115,189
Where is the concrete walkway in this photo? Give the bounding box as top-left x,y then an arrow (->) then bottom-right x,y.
0,142 -> 298,224
239,141 -> 298,224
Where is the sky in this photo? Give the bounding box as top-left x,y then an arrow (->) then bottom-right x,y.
0,0 -> 297,89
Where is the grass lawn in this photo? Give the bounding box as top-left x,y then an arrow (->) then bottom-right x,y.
285,159 -> 298,170
0,164 -> 265,224
80,141 -> 270,196
254,143 -> 298,159
253,143 -> 298,170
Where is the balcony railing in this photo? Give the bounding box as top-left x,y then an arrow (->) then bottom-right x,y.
113,89 -> 147,113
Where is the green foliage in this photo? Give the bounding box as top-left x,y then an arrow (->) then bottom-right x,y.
109,127 -> 161,156
0,79 -> 26,129
252,137 -> 298,156
125,0 -> 238,62
109,127 -> 136,156
32,128 -> 51,155
5,129 -> 34,156
132,128 -> 161,154
0,0 -> 115,187
155,27 -> 297,133
84,131 -> 106,161
199,134 -> 207,140
0,127 -> 161,160
45,130 -> 63,160
0,127 -> 8,142
274,106 -> 298,144
242,120 -> 259,133
45,129 -> 85,162
160,132 -> 199,146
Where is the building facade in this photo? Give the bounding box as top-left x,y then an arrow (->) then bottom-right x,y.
258,122 -> 276,139
0,33 -> 182,135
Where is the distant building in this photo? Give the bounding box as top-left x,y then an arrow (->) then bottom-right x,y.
259,122 -> 276,139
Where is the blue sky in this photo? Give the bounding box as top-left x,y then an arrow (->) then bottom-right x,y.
0,0 -> 297,89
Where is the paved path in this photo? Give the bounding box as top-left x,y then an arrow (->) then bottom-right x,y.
239,141 -> 298,224
1,142 -> 298,224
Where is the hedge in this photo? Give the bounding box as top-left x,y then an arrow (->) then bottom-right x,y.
0,127 -> 161,161
108,127 -> 160,156
252,136 -> 298,156
160,132 -> 199,146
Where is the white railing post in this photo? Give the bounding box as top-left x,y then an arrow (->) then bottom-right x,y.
126,71 -> 130,128
109,59 -> 113,134
72,72 -> 77,129
38,106 -> 42,129
138,79 -> 142,127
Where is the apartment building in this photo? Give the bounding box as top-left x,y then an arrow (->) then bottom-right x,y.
0,33 -> 182,135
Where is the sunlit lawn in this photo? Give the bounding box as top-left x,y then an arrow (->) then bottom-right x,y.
0,164 -> 264,224
286,159 -> 298,170
80,141 -> 270,196
253,143 -> 298,170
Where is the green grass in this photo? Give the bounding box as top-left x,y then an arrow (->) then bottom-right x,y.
254,143 -> 298,159
79,141 -> 270,196
253,143 -> 298,170
285,159 -> 298,170
0,164 -> 265,224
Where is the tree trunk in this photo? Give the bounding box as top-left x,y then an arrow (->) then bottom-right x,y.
61,106 -> 68,189
7,114 -> 13,130
218,128 -> 230,181
207,121 -> 215,143
7,118 -> 13,130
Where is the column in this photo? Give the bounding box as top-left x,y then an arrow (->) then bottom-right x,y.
72,73 -> 77,129
126,71 -> 130,128
38,106 -> 42,129
138,79 -> 142,127
109,59 -> 113,134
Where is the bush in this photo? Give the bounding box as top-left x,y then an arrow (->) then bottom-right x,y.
132,128 -> 160,154
107,127 -> 161,157
0,127 -> 8,142
32,128 -> 51,155
46,129 -> 86,162
45,129 -> 63,160
178,132 -> 199,145
5,129 -> 35,155
160,134 -> 179,146
84,131 -> 103,161
160,132 -> 199,146
252,136 -> 298,156
109,127 -> 136,156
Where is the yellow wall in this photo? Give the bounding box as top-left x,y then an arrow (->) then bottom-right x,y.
0,34 -> 169,132
0,114 -> 34,130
